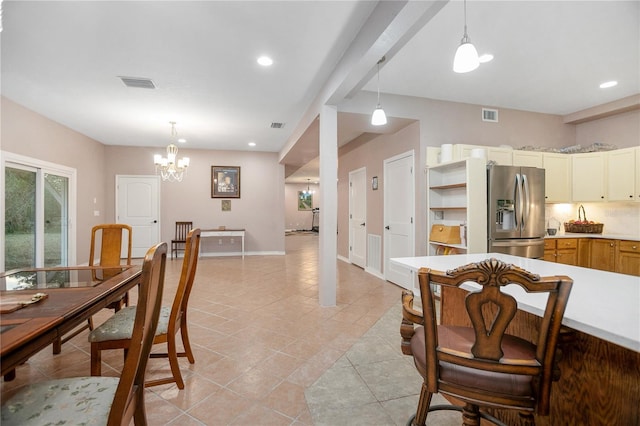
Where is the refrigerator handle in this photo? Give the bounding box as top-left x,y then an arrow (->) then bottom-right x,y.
522,173 -> 530,229
514,174 -> 521,228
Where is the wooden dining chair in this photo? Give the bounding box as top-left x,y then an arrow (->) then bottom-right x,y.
90,228 -> 201,389
400,258 -> 573,426
1,242 -> 166,426
171,221 -> 193,259
52,223 -> 133,354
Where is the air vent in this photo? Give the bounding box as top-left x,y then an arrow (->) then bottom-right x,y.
118,76 -> 156,89
270,122 -> 285,129
482,108 -> 498,122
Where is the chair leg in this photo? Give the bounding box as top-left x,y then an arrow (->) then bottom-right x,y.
462,403 -> 481,426
412,382 -> 433,426
180,319 -> 196,364
167,335 -> 185,389
91,343 -> 102,376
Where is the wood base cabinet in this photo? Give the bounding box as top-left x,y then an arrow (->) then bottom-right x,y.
618,240 -> 640,276
543,238 -> 578,265
590,239 -> 617,272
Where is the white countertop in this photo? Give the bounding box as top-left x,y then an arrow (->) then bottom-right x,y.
391,253 -> 640,352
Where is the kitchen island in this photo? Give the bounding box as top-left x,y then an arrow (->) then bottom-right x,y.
392,253 -> 640,425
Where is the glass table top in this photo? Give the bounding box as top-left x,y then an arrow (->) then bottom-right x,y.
0,267 -> 130,291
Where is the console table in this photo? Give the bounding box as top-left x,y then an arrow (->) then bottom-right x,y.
201,229 -> 245,258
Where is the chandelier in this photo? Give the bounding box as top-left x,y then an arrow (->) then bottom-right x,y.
154,122 -> 190,182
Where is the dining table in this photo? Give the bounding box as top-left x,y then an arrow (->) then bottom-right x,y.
0,265 -> 142,380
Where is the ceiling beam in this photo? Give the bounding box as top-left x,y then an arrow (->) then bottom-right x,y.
278,0 -> 448,166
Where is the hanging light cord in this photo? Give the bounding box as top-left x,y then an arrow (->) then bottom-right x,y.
376,61 -> 381,107
462,0 -> 469,40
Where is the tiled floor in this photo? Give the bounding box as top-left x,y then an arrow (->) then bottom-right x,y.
2,234 -> 458,425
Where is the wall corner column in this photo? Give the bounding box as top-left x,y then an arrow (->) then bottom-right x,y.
319,104 -> 337,307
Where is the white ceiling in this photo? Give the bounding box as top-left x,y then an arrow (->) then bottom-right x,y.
2,1 -> 638,182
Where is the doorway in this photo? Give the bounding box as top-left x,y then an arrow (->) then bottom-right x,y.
348,167 -> 367,268
2,152 -> 77,270
383,150 -> 415,289
116,175 -> 160,258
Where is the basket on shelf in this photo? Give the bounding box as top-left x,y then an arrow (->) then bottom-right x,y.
564,205 -> 604,234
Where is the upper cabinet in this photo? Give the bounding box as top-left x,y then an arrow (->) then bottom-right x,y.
543,153 -> 572,203
512,151 -> 543,168
572,152 -> 606,202
607,147 -> 638,202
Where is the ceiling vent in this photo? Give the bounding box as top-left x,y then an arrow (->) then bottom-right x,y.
118,76 -> 156,89
482,108 -> 499,122
270,122 -> 285,129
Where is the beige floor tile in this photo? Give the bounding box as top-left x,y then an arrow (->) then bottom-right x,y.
1,234 -> 419,425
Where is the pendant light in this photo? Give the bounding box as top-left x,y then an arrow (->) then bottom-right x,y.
371,57 -> 387,126
453,0 -> 479,73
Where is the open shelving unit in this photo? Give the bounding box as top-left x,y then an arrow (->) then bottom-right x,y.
427,157 -> 487,256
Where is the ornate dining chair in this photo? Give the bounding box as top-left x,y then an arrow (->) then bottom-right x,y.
90,228 -> 201,389
171,221 -> 193,259
52,223 -> 133,354
1,242 -> 166,426
400,258 -> 573,426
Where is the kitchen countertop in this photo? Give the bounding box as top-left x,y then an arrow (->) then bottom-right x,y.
391,253 -> 640,352
545,233 -> 640,241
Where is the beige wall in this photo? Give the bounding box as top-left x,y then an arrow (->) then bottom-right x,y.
337,122 -> 420,260
575,109 -> 640,149
2,97 -> 286,264
284,183 -> 319,231
338,93 -> 577,267
2,97 -> 107,263
104,146 -> 285,255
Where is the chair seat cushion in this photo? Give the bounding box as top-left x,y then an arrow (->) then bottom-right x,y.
1,376 -> 119,425
410,325 -> 536,397
89,305 -> 170,342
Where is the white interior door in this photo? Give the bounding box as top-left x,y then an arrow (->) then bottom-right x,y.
349,167 -> 367,268
384,151 -> 415,289
116,175 -> 160,258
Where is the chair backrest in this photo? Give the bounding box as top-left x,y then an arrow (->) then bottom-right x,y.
174,222 -> 193,242
418,258 -> 573,415
89,224 -> 133,267
108,242 -> 166,425
168,228 -> 201,333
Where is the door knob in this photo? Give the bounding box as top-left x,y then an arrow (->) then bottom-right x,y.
153,220 -> 158,223
385,225 -> 390,230
360,222 -> 365,226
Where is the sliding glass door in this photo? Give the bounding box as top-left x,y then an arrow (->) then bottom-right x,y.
2,153 -> 76,271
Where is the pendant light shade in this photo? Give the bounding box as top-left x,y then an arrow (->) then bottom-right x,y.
371,57 -> 387,126
453,38 -> 479,73
371,107 -> 387,126
453,0 -> 479,73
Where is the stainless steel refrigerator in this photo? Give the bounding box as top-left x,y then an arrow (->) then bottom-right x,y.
487,165 -> 545,258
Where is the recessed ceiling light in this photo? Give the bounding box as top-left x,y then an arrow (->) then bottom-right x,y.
177,138 -> 186,143
248,142 -> 256,147
599,81 -> 618,89
478,54 -> 494,63
257,56 -> 273,67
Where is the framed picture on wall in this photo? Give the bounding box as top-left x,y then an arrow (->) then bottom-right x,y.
212,166 -> 240,198
298,191 -> 313,211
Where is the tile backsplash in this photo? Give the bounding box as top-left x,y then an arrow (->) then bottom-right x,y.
545,202 -> 640,237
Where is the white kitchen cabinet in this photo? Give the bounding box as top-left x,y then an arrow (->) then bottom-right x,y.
512,150 -> 543,168
637,147 -> 640,201
451,144 -> 513,165
543,153 -> 572,202
427,158 -> 487,256
487,148 -> 513,165
607,147 -> 638,202
572,152 -> 606,202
